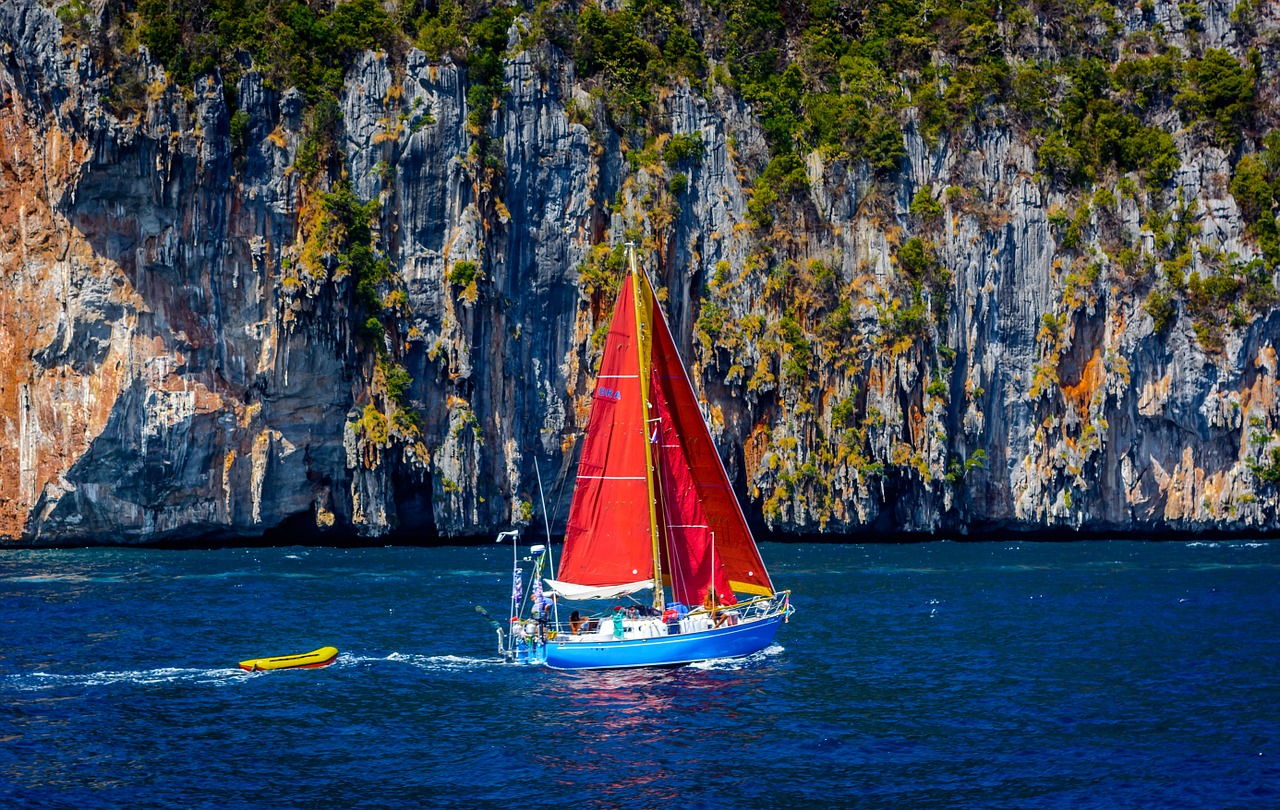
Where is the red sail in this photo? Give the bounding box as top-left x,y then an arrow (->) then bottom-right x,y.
558,265 -> 774,605
557,276 -> 655,587
647,275 -> 774,606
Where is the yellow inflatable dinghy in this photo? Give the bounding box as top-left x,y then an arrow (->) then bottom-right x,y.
239,646 -> 338,672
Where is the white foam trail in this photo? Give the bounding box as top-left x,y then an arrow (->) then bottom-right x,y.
339,652 -> 504,671
1187,541 -> 1268,549
4,574 -> 121,584
392,653 -> 505,671
688,643 -> 784,671
4,666 -> 246,691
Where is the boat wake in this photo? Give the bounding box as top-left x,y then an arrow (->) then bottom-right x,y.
3,653 -> 507,690
3,666 -> 246,691
688,643 -> 785,671
340,652 -> 504,671
1186,541 -> 1269,549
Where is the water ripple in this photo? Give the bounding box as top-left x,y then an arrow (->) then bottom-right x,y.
1,541 -> 1277,809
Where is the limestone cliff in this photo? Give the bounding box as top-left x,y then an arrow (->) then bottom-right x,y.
1,0 -> 1278,545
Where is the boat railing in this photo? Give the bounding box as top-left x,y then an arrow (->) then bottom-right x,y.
531,590 -> 792,640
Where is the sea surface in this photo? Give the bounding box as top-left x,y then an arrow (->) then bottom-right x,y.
1,540 -> 1277,808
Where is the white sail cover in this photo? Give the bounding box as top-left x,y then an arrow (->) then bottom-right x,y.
543,579 -> 653,601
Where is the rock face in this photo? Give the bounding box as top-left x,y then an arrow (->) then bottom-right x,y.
1,0 -> 1278,546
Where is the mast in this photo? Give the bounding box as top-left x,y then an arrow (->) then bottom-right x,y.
629,243 -> 665,611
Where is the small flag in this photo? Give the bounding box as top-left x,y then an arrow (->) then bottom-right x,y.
533,578 -> 548,614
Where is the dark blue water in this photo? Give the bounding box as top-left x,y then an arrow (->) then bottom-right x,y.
2,541 -> 1278,808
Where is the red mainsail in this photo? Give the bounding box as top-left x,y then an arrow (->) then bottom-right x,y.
557,275 -> 655,588
557,258 -> 774,606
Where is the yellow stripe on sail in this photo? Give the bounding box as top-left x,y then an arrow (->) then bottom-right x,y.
730,580 -> 774,597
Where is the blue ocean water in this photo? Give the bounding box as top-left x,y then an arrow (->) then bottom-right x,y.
2,540 -> 1277,808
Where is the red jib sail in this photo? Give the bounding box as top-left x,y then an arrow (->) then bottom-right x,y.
647,272 -> 773,606
558,261 -> 774,606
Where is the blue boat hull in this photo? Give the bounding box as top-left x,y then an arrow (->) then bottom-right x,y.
543,613 -> 786,670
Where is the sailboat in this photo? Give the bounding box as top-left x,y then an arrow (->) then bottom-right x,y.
490,245 -> 793,670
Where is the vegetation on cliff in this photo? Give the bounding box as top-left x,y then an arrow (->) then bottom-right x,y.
42,0 -> 1280,537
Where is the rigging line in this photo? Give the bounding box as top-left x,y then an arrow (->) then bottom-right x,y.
654,413 -> 685,605
547,434 -> 581,540
533,456 -> 556,585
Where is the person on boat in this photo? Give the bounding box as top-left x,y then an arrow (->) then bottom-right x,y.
569,610 -> 585,634
704,588 -> 728,628
611,606 -> 625,638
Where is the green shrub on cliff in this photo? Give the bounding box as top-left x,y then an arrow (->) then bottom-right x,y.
1112,53 -> 1182,112
415,0 -> 464,59
1230,133 -> 1280,265
779,313 -> 812,383
747,154 -> 809,229
572,0 -> 702,129
459,5 -> 518,129
898,237 -> 950,315
831,396 -> 855,430
292,95 -> 343,180
356,403 -> 390,446
299,180 -> 398,350
382,360 -> 414,407
1253,452 -> 1280,485
578,243 -> 627,299
56,0 -> 94,39
448,260 -> 482,303
136,0 -> 396,96
1039,56 -> 1182,188
910,188 -> 944,223
1144,288 -> 1176,333
1177,48 -> 1255,148
449,261 -> 479,288
662,132 -> 703,166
